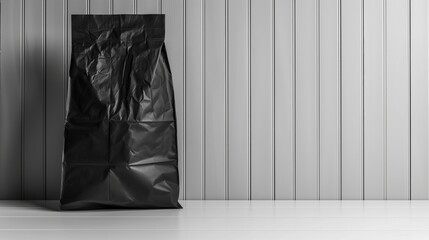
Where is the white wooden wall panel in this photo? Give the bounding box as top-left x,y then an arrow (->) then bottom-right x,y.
227,0 -> 250,200
386,0 -> 410,200
341,0 -> 363,200
204,0 -> 226,200
185,0 -> 204,200
137,0 -> 159,14
363,0 -> 386,200
46,0 -> 66,199
274,0 -> 295,200
295,0 -> 319,200
250,0 -> 274,200
411,0 -> 429,200
0,0 -> 427,200
23,0 -> 45,201
113,0 -> 133,14
319,0 -> 340,200
90,0 -> 109,14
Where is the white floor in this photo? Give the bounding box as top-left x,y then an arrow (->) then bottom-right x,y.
1,201 -> 429,239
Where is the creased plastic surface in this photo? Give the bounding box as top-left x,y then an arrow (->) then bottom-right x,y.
60,15 -> 181,210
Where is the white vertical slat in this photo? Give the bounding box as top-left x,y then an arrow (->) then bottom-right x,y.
410,0 -> 429,200
90,0 -> 109,13
204,0 -> 226,200
295,0 -> 319,200
386,0 -> 411,200
137,0 -> 158,13
274,0 -> 295,200
341,0 -> 363,200
319,0 -> 340,200
23,0 -> 45,199
0,0 -> 22,199
113,0 -> 133,13
250,0 -> 274,200
46,0 -> 66,199
185,0 -> 204,200
363,0 -> 386,200
164,0 -> 185,200
228,0 -> 250,200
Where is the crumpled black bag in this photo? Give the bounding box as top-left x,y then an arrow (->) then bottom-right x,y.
60,15 -> 181,210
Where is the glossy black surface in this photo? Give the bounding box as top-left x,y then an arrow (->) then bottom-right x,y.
60,15 -> 181,210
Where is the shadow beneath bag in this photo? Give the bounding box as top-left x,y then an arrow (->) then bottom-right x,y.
26,200 -> 184,212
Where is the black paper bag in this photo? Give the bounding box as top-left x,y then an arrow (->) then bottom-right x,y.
60,15 -> 181,210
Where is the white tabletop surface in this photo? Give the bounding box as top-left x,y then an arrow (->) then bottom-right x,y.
1,200 -> 429,239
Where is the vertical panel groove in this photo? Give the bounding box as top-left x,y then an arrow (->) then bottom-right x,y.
225,0 -> 229,200
316,0 -> 320,200
20,0 -> 25,199
201,0 -> 206,200
183,0 -> 187,200
408,0 -> 412,200
109,0 -> 113,14
133,0 -> 137,14
293,0 -> 296,200
426,0 -> 429,199
361,0 -> 365,199
382,0 -> 387,200
338,0 -> 342,200
86,0 -> 90,14
42,0 -> 47,200
248,0 -> 251,200
271,0 -> 275,200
